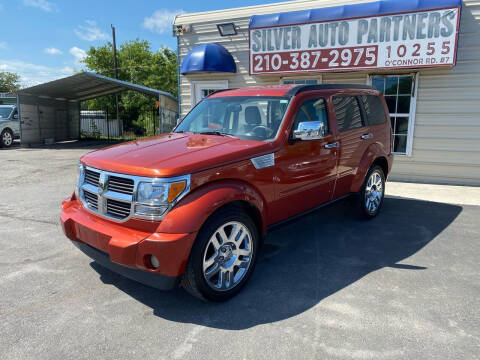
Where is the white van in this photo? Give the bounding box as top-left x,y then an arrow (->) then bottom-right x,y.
0,105 -> 20,147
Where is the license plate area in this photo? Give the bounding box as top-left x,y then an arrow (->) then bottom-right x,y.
74,223 -> 111,253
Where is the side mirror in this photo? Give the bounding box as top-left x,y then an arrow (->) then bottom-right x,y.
176,117 -> 183,125
13,114 -> 19,120
293,120 -> 326,140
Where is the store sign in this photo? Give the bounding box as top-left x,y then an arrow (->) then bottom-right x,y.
249,7 -> 460,75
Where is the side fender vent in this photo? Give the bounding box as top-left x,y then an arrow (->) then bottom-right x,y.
251,153 -> 274,169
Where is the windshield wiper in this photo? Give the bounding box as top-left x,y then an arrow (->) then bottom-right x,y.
197,131 -> 237,138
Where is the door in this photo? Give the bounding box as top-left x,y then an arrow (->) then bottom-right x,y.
10,108 -> 20,136
192,80 -> 228,105
331,95 -> 373,198
273,96 -> 338,222
55,109 -> 68,140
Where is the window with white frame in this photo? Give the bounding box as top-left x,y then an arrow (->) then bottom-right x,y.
281,75 -> 322,85
192,80 -> 229,105
370,74 -> 418,155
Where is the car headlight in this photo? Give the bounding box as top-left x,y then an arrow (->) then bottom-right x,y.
75,162 -> 85,198
134,176 -> 189,220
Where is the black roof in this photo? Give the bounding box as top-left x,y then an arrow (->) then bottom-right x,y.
285,84 -> 376,97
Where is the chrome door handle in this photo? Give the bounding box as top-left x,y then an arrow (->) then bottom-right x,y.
361,133 -> 373,140
324,141 -> 340,149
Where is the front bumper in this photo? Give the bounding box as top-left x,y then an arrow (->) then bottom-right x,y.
72,241 -> 178,290
60,196 -> 197,290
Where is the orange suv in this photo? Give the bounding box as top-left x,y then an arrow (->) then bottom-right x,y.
61,84 -> 393,301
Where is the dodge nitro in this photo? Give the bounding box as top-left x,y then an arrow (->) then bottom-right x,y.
61,84 -> 393,301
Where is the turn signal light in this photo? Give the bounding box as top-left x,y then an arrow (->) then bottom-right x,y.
168,181 -> 186,202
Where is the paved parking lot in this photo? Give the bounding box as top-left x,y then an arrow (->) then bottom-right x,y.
1,142 -> 479,360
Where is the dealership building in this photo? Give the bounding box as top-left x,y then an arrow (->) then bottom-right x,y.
174,0 -> 480,185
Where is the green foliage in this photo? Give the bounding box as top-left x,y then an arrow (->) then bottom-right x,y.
81,121 -> 101,139
82,39 -> 177,116
0,72 -> 21,92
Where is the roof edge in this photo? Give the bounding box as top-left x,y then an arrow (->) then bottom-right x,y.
17,72 -> 177,102
174,0 -> 356,25
249,0 -> 462,28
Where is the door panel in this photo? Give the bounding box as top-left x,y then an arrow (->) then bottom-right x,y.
271,95 -> 338,223
273,136 -> 338,221
10,109 -> 20,135
334,126 -> 372,197
331,96 -> 373,198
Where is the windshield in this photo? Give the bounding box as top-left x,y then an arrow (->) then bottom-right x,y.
0,107 -> 13,120
174,96 -> 290,141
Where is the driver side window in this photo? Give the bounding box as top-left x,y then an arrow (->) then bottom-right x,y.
292,98 -> 329,133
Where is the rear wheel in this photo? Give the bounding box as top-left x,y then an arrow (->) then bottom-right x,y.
356,165 -> 385,219
181,206 -> 259,302
1,129 -> 13,148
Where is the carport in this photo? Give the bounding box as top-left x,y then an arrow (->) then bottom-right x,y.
17,72 -> 178,146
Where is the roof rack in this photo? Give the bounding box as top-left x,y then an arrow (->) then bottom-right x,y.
285,84 -> 376,97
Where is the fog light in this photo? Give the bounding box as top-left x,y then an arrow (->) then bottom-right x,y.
150,255 -> 160,269
134,204 -> 168,219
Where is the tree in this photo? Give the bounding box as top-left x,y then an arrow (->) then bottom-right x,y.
82,39 -> 177,114
0,72 -> 21,93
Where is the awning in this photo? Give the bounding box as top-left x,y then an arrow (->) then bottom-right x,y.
249,0 -> 462,28
18,72 -> 177,102
181,43 -> 236,74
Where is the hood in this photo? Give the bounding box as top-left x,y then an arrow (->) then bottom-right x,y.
80,133 -> 275,177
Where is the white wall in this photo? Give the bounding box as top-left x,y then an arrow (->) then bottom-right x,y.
18,94 -> 80,145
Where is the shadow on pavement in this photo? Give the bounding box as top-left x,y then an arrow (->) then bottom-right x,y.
90,196 -> 462,330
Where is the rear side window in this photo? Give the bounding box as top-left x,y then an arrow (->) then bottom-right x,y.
332,96 -> 363,132
360,95 -> 387,125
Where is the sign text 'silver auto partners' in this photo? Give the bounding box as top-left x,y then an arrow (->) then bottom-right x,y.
249,7 -> 460,74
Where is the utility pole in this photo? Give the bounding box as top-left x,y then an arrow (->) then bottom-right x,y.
111,24 -> 121,136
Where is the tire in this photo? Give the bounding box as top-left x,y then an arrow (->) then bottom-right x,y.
355,165 -> 385,219
181,206 -> 259,302
1,129 -> 14,148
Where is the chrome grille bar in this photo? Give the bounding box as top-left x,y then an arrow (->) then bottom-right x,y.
78,165 -> 190,223
84,169 -> 100,187
83,190 -> 98,210
106,199 -> 131,219
107,176 -> 134,195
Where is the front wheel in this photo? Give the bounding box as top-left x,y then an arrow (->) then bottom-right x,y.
356,165 -> 385,219
181,206 -> 259,302
1,129 -> 14,148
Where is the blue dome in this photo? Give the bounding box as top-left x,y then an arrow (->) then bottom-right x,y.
181,43 -> 236,74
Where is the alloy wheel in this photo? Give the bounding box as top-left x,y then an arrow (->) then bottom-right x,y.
202,221 -> 253,291
2,131 -> 12,146
365,171 -> 383,214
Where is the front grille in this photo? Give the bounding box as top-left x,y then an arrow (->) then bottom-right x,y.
107,175 -> 134,195
84,169 -> 100,187
106,199 -> 131,219
83,190 -> 98,210
80,167 -> 135,221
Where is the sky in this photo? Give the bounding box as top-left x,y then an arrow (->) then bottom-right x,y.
0,0 -> 287,87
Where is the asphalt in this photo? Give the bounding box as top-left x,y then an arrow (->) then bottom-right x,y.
1,141 -> 479,360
